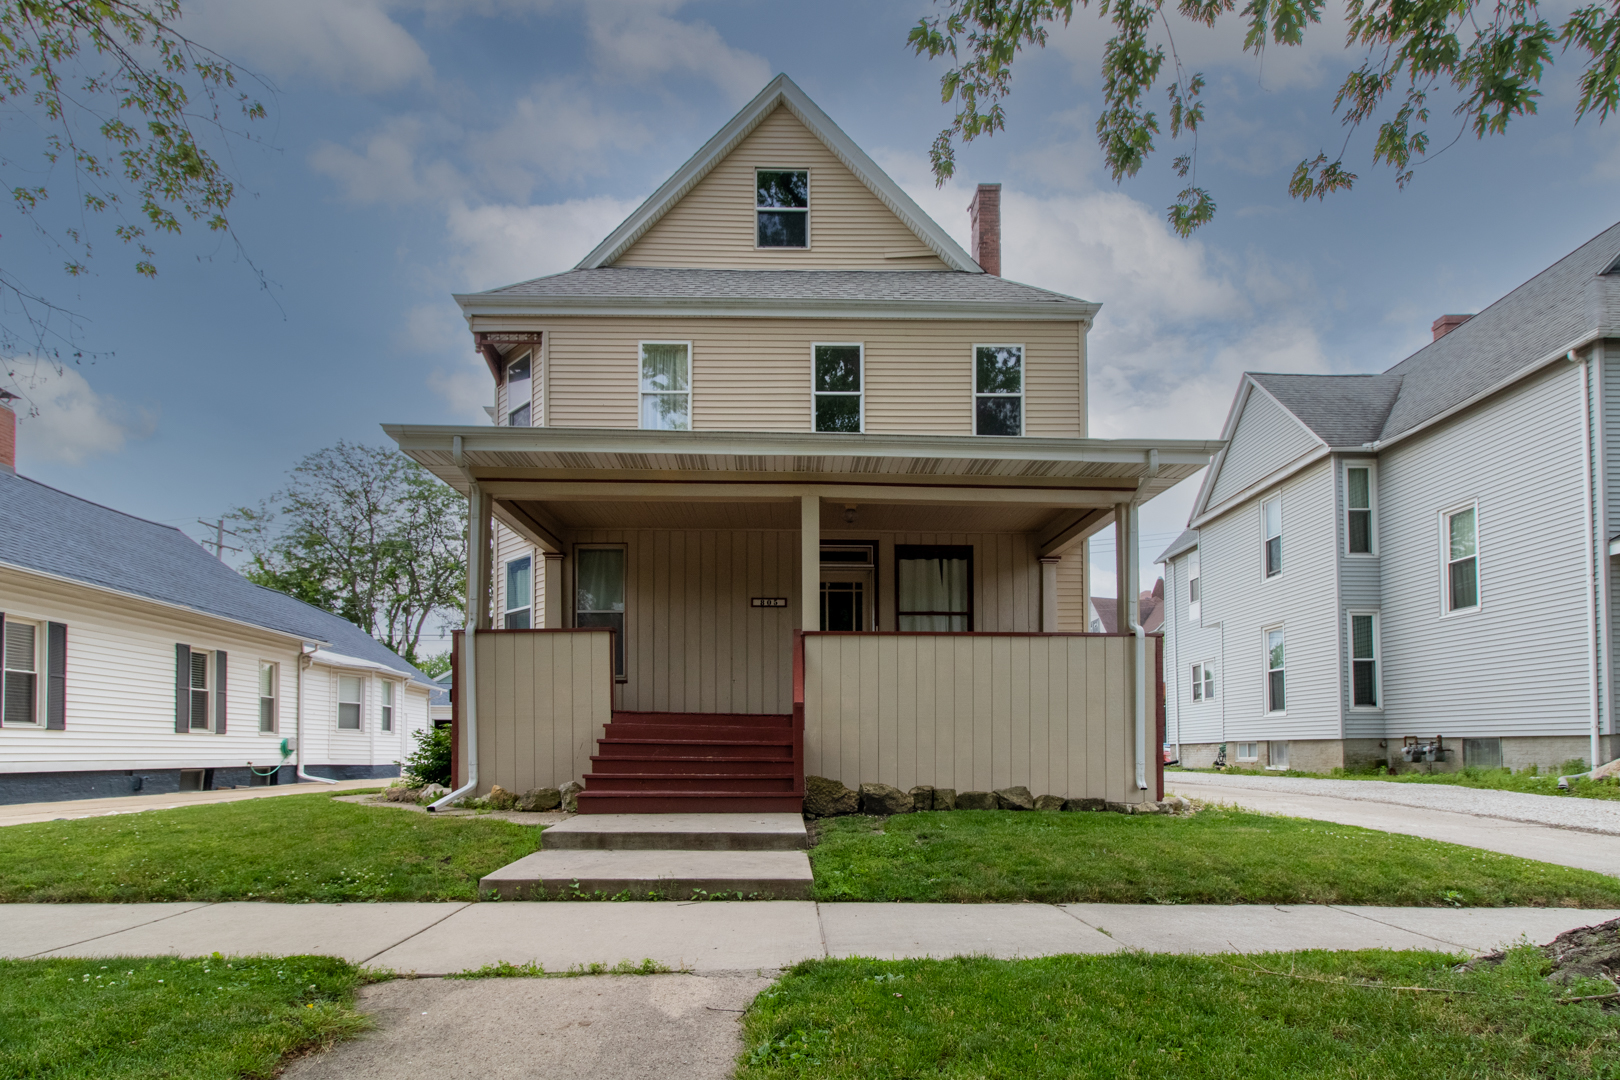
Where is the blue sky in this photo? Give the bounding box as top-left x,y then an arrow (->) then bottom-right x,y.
5,0 -> 1618,626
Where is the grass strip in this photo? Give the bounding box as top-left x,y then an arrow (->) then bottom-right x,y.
738,949 -> 1620,1079
0,791 -> 539,902
448,958 -> 674,978
1174,763 -> 1620,800
809,808 -> 1620,905
0,954 -> 371,1079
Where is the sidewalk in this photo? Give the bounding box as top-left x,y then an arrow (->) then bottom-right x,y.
1166,772 -> 1620,876
0,779 -> 387,827
7,901 -> 1613,973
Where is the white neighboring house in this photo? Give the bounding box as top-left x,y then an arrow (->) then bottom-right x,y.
1159,221 -> 1620,775
0,402 -> 436,804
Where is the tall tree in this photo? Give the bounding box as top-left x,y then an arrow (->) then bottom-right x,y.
231,444 -> 466,666
0,1 -> 264,406
909,0 -> 1620,235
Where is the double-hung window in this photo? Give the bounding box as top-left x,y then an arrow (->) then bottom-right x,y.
1262,495 -> 1282,578
1191,661 -> 1216,702
813,344 -> 862,432
639,342 -> 690,431
1350,612 -> 1379,708
3,618 -> 39,725
1346,464 -> 1374,554
974,345 -> 1023,435
756,169 -> 808,247
258,661 -> 278,733
1264,626 -> 1286,714
504,556 -> 533,629
380,681 -> 394,732
505,351 -> 532,427
1444,505 -> 1479,612
576,546 -> 626,679
1187,550 -> 1201,621
189,650 -> 212,731
338,676 -> 363,730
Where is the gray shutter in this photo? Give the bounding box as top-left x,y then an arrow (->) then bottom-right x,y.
214,650 -> 227,734
175,644 -> 190,733
45,622 -> 65,730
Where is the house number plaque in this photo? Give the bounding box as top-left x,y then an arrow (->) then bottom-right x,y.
751,597 -> 788,608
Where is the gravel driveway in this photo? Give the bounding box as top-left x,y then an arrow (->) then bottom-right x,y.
1170,772 -> 1620,836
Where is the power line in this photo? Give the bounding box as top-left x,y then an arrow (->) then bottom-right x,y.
196,519 -> 242,561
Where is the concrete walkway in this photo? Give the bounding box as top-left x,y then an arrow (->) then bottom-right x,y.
1167,772 -> 1620,876
6,901 -> 1614,972
0,779 -> 386,827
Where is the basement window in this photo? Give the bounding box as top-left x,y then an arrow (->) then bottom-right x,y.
756,170 -> 808,247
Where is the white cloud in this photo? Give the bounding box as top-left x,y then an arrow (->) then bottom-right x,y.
584,1 -> 771,105
184,0 -> 432,93
309,115 -> 467,205
429,354 -> 497,425
445,194 -> 643,290
7,363 -> 155,466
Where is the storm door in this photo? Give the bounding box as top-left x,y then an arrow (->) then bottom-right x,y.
820,543 -> 875,631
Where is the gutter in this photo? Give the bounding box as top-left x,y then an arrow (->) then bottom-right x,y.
453,295 -> 1101,322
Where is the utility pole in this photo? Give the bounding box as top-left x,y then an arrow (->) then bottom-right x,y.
197,519 -> 241,561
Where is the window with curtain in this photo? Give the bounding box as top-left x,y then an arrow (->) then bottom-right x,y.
974,345 -> 1023,435
504,556 -> 532,629
1446,506 -> 1478,611
639,343 -> 690,430
813,344 -> 862,432
576,547 -> 626,677
1350,613 -> 1378,707
756,169 -> 808,247
505,351 -> 531,427
1346,465 -> 1373,554
895,545 -> 972,631
338,676 -> 362,730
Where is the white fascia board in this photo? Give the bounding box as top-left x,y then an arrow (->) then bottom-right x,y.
0,560 -> 325,648
1189,444 -> 1333,529
310,648 -> 429,686
573,74 -> 982,274
1187,379 -> 1254,520
452,294 -> 1100,323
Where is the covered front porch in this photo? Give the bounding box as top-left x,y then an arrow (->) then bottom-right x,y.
387,426 -> 1219,810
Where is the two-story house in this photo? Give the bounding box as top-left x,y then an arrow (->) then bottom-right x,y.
1159,222 -> 1620,775
386,74 -> 1221,812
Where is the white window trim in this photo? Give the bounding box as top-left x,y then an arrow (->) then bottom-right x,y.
810,342 -> 864,433
1343,460 -> 1378,557
754,167 -> 811,251
1263,623 -> 1286,717
971,343 -> 1026,436
504,554 -> 534,629
337,672 -> 365,733
1199,659 -> 1216,702
380,679 -> 395,733
1260,492 -> 1283,580
1191,662 -> 1204,702
1439,500 -> 1482,617
2,615 -> 44,726
187,647 -> 214,733
258,660 -> 279,735
1187,550 -> 1201,622
1346,609 -> 1382,712
1235,741 -> 1259,762
637,340 -> 694,431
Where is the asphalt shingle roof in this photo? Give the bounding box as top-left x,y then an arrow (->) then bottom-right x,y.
1247,373 -> 1404,447
1155,528 -> 1199,564
477,267 -> 1089,306
0,471 -> 430,683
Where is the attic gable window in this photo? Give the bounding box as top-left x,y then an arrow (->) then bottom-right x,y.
757,169 -> 808,248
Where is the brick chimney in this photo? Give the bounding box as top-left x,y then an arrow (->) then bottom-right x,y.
1431,314 -> 1474,341
969,183 -> 1001,276
0,395 -> 15,475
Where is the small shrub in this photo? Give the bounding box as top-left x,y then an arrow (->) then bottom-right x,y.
398,726 -> 451,787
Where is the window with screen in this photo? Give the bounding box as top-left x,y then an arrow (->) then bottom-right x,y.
1350,612 -> 1378,707
813,344 -> 862,432
338,676 -> 362,730
974,345 -> 1023,435
756,169 -> 808,247
577,547 -> 626,678
505,556 -> 532,629
381,680 -> 394,732
1446,506 -> 1478,612
895,545 -> 972,631
259,661 -> 277,733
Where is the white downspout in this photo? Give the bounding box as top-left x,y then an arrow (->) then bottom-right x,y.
1125,500 -> 1149,792
1562,349 -> 1605,787
430,438 -> 483,812
295,645 -> 336,785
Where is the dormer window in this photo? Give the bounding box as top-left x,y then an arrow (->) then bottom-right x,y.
756,170 -> 808,248
505,351 -> 531,427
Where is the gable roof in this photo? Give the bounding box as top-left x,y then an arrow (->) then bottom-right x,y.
0,471 -> 431,685
576,74 -> 982,274
1156,528 -> 1198,563
1246,372 -> 1404,447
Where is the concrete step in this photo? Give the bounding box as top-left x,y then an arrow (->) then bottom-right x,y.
478,848 -> 813,900
582,773 -> 797,793
542,812 -> 809,851
589,755 -> 795,775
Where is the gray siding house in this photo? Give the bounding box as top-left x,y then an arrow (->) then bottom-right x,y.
1160,222 -> 1620,774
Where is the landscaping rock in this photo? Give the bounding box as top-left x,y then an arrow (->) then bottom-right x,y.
1465,916 -> 1620,990
1105,800 -> 1135,814
487,785 -> 518,811
1162,796 -> 1192,813
1065,797 -> 1106,812
1034,794 -> 1065,812
384,785 -> 422,803
908,785 -> 936,812
417,783 -> 449,804
994,786 -> 1035,811
518,787 -> 562,812
859,782 -> 913,816
559,781 -> 584,813
932,788 -> 956,810
956,791 -> 997,810
804,775 -> 859,818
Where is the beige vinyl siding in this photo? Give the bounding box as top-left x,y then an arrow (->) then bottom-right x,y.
1207,387 -> 1323,507
566,527 -> 1046,715
1055,551 -> 1088,631
615,104 -> 949,270
803,633 -> 1154,803
493,521 -> 542,627
466,630 -> 614,794
530,316 -> 1084,437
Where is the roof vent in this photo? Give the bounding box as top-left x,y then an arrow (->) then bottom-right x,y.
1431,314 -> 1474,341
969,184 -> 1001,276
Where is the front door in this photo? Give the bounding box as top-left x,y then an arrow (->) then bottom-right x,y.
820,543 -> 875,631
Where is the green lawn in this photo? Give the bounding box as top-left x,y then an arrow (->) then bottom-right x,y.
738,948 -> 1620,1080
1174,763 -> 1620,800
809,809 -> 1620,906
0,792 -> 540,902
0,955 -> 369,1079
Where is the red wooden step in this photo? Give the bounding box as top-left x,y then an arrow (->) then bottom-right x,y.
582,774 -> 797,793
589,755 -> 794,775
605,723 -> 792,742
611,711 -> 791,727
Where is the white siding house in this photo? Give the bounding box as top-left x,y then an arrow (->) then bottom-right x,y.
0,417 -> 436,804
1162,222 -> 1620,773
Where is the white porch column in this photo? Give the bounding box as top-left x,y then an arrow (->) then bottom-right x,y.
468,483 -> 493,631
542,552 -> 565,629
1114,502 -> 1133,630
800,493 -> 820,631
1039,556 -> 1061,632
